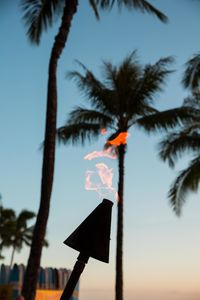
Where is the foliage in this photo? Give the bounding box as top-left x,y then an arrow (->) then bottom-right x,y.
20,0 -> 167,44
182,53 -> 200,90
0,203 -> 48,266
0,204 -> 15,260
158,47 -> 200,216
158,93 -> 200,215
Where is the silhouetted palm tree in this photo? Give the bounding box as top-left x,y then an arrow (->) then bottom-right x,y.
8,210 -> 36,268
56,52 -> 193,300
158,92 -> 200,215
157,52 -> 200,216
0,204 -> 15,260
0,205 -> 37,266
20,1 -> 167,299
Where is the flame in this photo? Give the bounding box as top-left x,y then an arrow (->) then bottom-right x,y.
85,164 -> 114,197
84,131 -> 130,202
84,148 -> 117,160
96,163 -> 113,190
85,170 -> 97,191
84,150 -> 116,199
108,132 -> 129,146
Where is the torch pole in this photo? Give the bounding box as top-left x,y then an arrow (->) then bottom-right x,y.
60,254 -> 89,300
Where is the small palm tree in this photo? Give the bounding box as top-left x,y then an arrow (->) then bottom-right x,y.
158,92 -> 200,215
8,210 -> 36,268
19,2 -> 167,299
57,52 -> 193,300
0,206 -> 38,267
0,204 -> 15,260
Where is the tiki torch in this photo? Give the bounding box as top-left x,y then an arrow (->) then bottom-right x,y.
60,198 -> 113,300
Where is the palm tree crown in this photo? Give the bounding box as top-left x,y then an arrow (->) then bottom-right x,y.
58,52 -> 173,145
0,205 -> 36,266
8,210 -> 36,268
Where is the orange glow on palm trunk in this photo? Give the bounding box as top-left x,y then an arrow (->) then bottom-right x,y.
108,132 -> 129,146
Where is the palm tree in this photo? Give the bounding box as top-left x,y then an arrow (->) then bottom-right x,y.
0,205 -> 39,268
0,204 -> 15,260
158,92 -> 200,216
20,1 -> 168,299
156,51 -> 200,216
8,210 -> 36,268
56,52 -> 194,300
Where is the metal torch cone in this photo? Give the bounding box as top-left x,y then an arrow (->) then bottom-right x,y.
60,198 -> 113,300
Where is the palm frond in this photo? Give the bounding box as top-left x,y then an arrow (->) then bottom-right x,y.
168,156 -> 200,216
68,64 -> 119,116
181,121 -> 200,134
57,123 -> 101,146
159,132 -> 200,168
18,210 -> 36,224
95,0 -> 168,23
21,0 -> 64,43
115,51 -> 140,81
137,107 -> 197,132
67,106 -> 115,128
136,56 -> 174,104
182,52 -> 200,90
16,212 -> 35,232
101,61 -> 119,91
22,239 -> 32,247
125,57 -> 173,119
101,52 -> 143,116
114,51 -> 140,88
88,0 -> 100,19
0,208 -> 16,220
183,93 -> 200,109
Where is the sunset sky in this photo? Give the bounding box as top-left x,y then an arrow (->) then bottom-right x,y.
1,1 -> 200,299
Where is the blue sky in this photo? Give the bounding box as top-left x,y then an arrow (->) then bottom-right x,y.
1,1 -> 200,299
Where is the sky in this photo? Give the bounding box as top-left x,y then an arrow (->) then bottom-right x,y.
1,1 -> 200,299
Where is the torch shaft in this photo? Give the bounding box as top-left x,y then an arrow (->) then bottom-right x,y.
60,259 -> 86,300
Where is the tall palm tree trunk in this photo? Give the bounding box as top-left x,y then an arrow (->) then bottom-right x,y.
10,245 -> 16,269
22,1 -> 78,299
116,144 -> 126,300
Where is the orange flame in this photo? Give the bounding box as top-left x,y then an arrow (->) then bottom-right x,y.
108,132 -> 129,146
